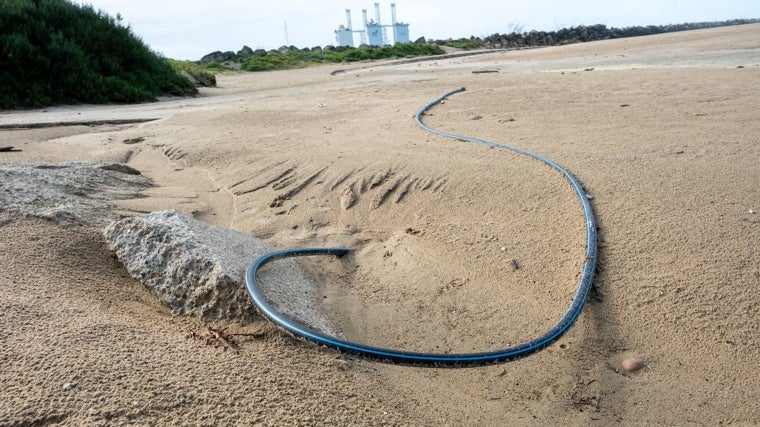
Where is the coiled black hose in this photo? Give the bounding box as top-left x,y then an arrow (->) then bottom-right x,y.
245,87 -> 598,367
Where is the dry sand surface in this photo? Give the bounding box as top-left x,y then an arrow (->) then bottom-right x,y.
1,24 -> 759,425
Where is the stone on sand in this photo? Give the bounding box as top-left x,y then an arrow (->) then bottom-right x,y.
0,161 -> 150,226
104,210 -> 336,333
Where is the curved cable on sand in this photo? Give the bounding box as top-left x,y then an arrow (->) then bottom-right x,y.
245,87 -> 598,367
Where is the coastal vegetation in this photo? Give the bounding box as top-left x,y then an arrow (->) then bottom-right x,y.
1,0 -> 756,109
198,19 -> 758,73
199,43 -> 446,72
0,0 -> 196,108
163,59 -> 217,87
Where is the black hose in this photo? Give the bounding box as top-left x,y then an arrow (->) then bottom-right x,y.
244,87 -> 598,367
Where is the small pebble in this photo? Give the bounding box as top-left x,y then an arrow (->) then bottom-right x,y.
63,382 -> 75,391
621,357 -> 646,372
749,209 -> 756,214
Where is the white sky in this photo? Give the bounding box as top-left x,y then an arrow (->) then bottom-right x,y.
77,0 -> 758,60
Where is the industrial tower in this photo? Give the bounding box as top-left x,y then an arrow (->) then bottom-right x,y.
335,3 -> 410,47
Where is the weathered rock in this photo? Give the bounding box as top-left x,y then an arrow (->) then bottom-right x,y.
0,161 -> 150,226
104,210 -> 336,333
199,51 -> 221,63
219,60 -> 242,70
237,45 -> 254,57
199,50 -> 236,63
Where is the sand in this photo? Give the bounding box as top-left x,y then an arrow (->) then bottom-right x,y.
1,23 -> 759,425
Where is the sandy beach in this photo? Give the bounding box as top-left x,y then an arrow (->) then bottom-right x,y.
1,23 -> 759,425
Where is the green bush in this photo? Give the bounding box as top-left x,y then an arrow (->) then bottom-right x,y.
235,43 -> 445,72
242,53 -> 302,72
445,38 -> 481,50
0,0 -> 197,108
164,59 -> 217,87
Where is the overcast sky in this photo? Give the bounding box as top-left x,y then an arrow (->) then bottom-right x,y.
77,0 -> 758,60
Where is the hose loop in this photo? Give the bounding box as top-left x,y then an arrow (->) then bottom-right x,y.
245,88 -> 597,367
